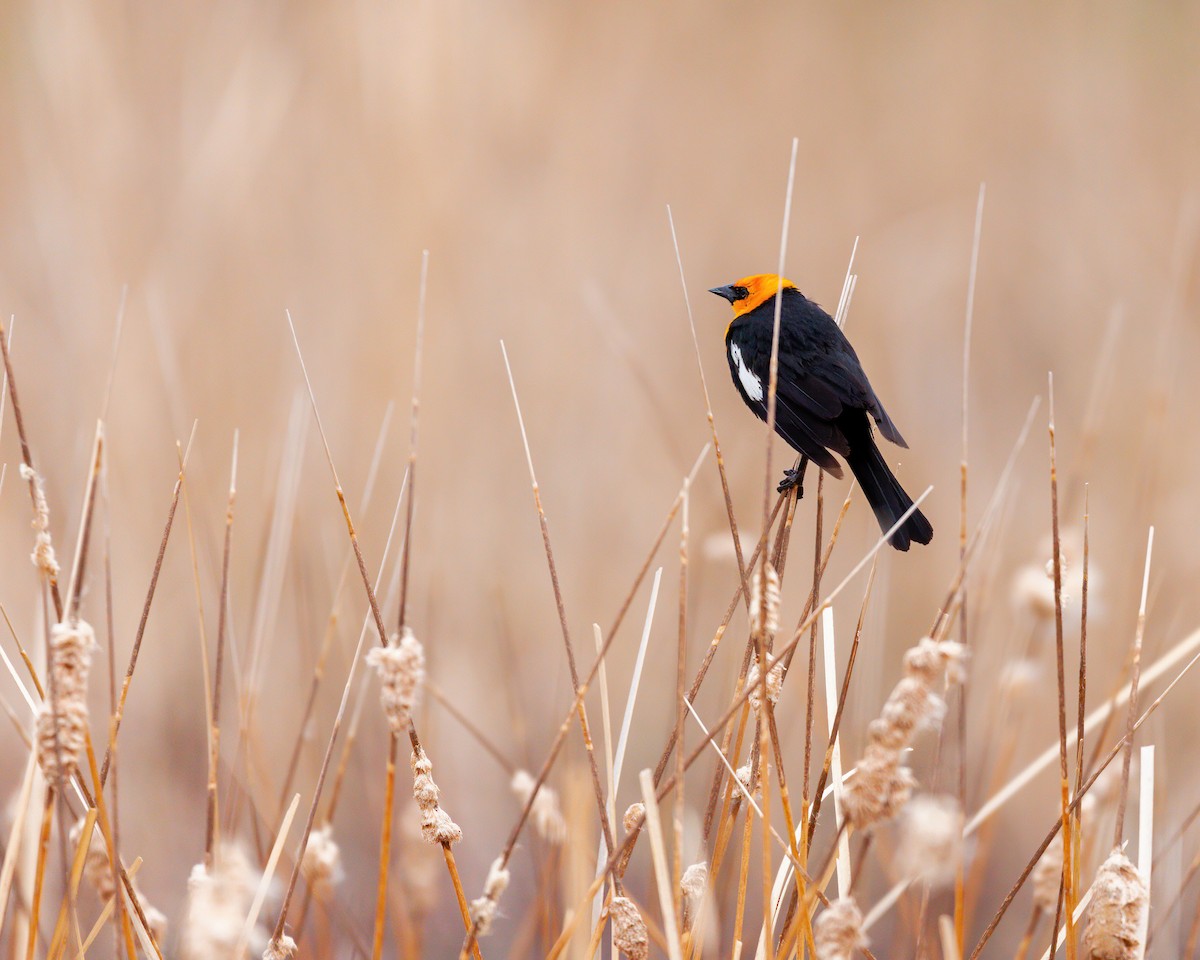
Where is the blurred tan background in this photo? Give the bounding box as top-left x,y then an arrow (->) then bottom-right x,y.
2,2 -> 1199,955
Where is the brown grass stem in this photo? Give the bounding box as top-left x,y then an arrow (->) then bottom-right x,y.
1114,527 -> 1154,847
204,431 -> 238,869
99,422 -> 196,787
397,249 -> 429,633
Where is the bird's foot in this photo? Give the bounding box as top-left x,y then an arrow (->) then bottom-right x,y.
777,468 -> 805,498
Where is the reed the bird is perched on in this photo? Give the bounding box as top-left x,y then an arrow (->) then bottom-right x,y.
710,274 -> 933,551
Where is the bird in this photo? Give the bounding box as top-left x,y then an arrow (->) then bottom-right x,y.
710,274 -> 933,551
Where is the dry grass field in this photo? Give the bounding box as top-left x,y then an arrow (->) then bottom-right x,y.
1,3 -> 1199,958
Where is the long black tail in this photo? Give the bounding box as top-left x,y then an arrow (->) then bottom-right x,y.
846,433 -> 933,552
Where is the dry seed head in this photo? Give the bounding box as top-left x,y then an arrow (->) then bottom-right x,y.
263,936 -> 298,960
511,769 -> 567,845
36,620 -> 96,785
181,843 -> 260,960
680,861 -> 708,933
750,562 -> 781,638
747,654 -> 785,713
468,856 -> 511,937
20,463 -> 59,577
623,802 -> 645,833
301,823 -> 343,899
1032,833 -> 1064,914
896,794 -> 964,888
733,763 -> 754,800
1082,850 -> 1147,960
842,744 -> 915,830
365,626 -> 425,732
814,896 -> 867,960
410,748 -> 462,845
610,896 -> 648,960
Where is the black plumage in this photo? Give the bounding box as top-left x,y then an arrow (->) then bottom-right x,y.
714,280 -> 933,551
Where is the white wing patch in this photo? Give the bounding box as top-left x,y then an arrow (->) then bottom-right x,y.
730,342 -> 763,402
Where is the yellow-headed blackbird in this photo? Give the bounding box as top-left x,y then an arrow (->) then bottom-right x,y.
710,274 -> 933,551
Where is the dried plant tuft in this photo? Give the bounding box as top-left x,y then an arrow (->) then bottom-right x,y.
511,769 -> 567,844
1082,849 -> 1147,960
747,653 -> 784,713
1032,833 -> 1064,914
366,626 -> 425,732
36,620 -> 96,784
623,802 -> 645,833
750,561 -> 781,638
814,896 -> 867,960
468,856 -> 511,936
263,935 -> 298,960
843,637 -> 967,831
19,462 -> 59,576
895,793 -> 964,888
301,823 -> 343,900
680,860 -> 708,932
610,895 -> 649,960
181,843 -> 261,960
411,747 -> 462,845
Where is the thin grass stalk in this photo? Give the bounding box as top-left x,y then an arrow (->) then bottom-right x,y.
674,483 -> 690,924
205,432 -> 238,869
668,205 -> 752,614
1047,375 -> 1079,960
99,424 -> 195,787
1114,528 -> 1155,846
0,316 -> 64,619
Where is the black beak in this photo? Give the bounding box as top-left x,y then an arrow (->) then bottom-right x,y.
709,284 -> 739,303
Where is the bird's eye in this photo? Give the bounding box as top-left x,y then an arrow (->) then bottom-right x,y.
731,286 -> 749,301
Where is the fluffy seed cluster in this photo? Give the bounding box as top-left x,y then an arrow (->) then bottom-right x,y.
610,895 -> 648,960
680,861 -> 708,933
1082,850 -> 1147,960
468,856 -> 511,937
411,748 -> 462,845
510,769 -> 567,845
70,816 -> 167,941
896,794 -> 964,888
750,562 -> 781,638
20,463 -> 59,577
301,823 -> 343,899
263,936 -> 298,959
843,637 -> 967,831
181,843 -> 260,960
365,627 -> 425,732
623,802 -> 644,833
814,897 -> 867,960
746,653 -> 785,713
36,620 -> 96,785
1032,833 -> 1065,914
733,763 -> 754,801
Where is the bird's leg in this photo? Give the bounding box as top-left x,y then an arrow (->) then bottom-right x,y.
777,455 -> 809,497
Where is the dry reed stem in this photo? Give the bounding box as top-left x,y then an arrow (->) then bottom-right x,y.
0,316 -> 64,618
499,340 -> 620,875
242,793 -> 299,959
667,204 -> 753,616
73,857 -> 142,958
205,432 -> 238,869
0,750 -> 39,943
674,483 -> 689,924
277,403 -> 394,809
99,422 -> 195,787
1048,374 -> 1079,960
1114,529 -> 1154,847
397,250 -> 429,633
639,768 -> 684,960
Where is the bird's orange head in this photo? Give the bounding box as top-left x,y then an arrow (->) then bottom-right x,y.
709,274 -> 797,320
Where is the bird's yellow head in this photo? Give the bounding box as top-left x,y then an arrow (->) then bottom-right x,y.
709,274 -> 797,320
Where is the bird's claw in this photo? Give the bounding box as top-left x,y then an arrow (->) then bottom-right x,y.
777,468 -> 804,498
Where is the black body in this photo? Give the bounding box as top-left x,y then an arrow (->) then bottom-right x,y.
721,286 -> 932,551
